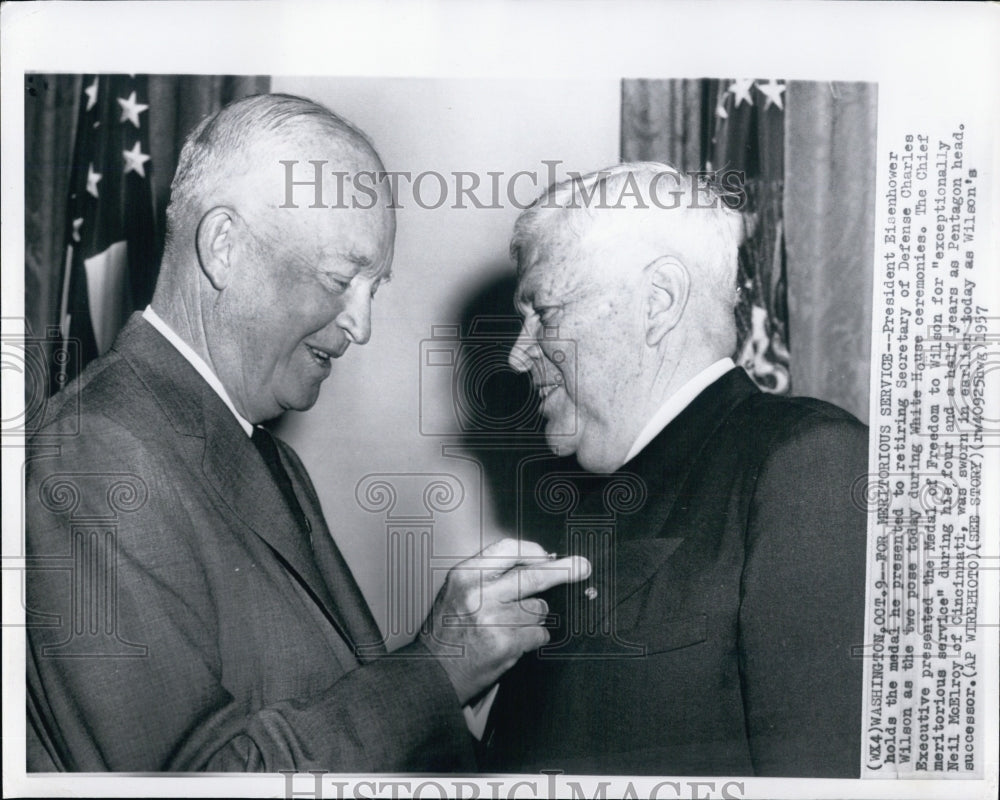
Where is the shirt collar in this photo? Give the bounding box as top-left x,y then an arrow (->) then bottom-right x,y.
142,305 -> 254,437
624,358 -> 736,464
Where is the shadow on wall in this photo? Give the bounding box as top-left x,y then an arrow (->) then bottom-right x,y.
450,270 -> 579,548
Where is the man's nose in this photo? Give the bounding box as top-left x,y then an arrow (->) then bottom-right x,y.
336,287 -> 372,345
508,323 -> 538,373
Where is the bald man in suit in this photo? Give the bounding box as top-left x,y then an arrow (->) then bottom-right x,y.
25,93 -> 589,772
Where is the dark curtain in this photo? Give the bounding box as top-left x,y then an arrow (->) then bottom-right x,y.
23,74 -> 270,394
783,82 -> 876,422
25,76 -> 82,348
621,79 -> 876,421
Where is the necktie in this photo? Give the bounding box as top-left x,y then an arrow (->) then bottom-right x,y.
251,426 -> 385,660
251,425 -> 310,534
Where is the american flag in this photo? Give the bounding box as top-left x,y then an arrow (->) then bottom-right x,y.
51,74 -> 157,392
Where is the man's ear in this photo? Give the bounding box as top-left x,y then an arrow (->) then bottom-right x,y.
644,256 -> 690,347
195,207 -> 237,291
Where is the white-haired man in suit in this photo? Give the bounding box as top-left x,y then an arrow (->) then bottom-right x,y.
484,163 -> 867,777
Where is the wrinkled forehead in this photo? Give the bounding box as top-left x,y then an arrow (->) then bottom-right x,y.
312,203 -> 396,277
514,246 -> 585,310
514,205 -> 613,307
275,141 -> 395,266
328,209 -> 396,277
251,189 -> 395,282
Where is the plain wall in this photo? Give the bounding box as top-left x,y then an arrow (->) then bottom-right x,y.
270,76 -> 620,647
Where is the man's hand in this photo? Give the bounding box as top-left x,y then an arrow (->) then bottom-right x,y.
419,538 -> 590,704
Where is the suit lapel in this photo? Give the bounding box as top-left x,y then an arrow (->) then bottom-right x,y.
113,315 -> 367,657
605,537 -> 685,609
541,537 -> 686,657
279,447 -> 386,662
547,368 -> 762,637
621,367 -> 761,544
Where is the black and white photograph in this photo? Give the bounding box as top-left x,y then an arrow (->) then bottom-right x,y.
3,3 -> 997,799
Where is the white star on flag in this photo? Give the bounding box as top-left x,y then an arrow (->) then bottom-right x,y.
727,79 -> 755,108
117,91 -> 149,128
72,217 -> 84,242
758,80 -> 786,111
84,77 -> 99,111
122,141 -> 151,177
86,163 -> 102,198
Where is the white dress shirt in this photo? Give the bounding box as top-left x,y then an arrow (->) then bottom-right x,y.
624,358 -> 736,463
142,306 -> 254,437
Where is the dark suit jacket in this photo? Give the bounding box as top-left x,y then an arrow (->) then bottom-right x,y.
483,368 -> 868,777
25,314 -> 473,771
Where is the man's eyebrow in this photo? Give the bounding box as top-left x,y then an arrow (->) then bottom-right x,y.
341,250 -> 373,269
335,250 -> 394,282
